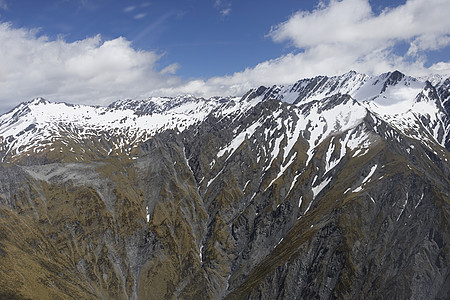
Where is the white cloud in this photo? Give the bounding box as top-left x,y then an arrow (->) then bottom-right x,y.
160,63 -> 181,75
156,0 -> 450,98
265,0 -> 450,76
270,0 -> 450,49
220,8 -> 231,16
134,13 -> 147,20
124,6 -> 136,13
214,0 -> 231,17
0,22 -> 183,112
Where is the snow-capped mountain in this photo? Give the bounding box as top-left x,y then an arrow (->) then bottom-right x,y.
0,95 -> 255,162
247,70 -> 448,148
0,70 -> 448,164
0,71 -> 448,299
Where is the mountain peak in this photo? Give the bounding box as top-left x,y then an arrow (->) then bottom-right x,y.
29,97 -> 49,105
380,70 -> 406,93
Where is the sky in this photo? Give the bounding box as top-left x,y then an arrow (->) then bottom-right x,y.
0,0 -> 449,113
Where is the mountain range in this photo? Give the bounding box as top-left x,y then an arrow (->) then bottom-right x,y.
0,70 -> 448,299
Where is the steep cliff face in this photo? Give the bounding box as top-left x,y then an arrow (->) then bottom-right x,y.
0,71 -> 448,299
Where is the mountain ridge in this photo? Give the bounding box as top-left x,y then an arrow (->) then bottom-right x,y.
1,70 -> 448,164
0,70 -> 448,299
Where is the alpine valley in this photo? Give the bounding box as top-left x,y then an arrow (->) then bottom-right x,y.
0,70 -> 448,299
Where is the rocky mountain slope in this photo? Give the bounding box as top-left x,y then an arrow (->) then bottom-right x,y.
0,71 -> 448,299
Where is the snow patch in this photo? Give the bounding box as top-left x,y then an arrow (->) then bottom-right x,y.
352,165 -> 377,193
217,120 -> 262,159
312,177 -> 331,199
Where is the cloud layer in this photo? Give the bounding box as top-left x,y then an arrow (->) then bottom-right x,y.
0,22 -> 182,112
169,0 -> 450,97
0,0 -> 449,112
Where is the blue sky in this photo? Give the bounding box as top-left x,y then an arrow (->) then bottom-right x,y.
1,0 -> 320,78
0,0 -> 449,112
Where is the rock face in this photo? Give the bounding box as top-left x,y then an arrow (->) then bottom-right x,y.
0,71 -> 448,299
